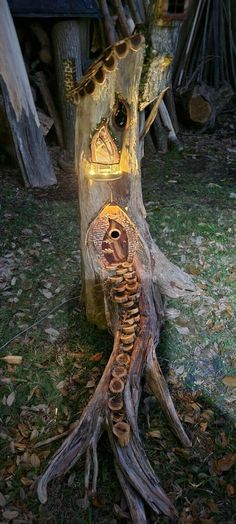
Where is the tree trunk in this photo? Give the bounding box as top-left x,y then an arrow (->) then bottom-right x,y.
0,0 -> 56,188
52,21 -> 82,153
38,34 -> 195,522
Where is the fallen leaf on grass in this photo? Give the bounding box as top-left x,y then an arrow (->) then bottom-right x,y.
148,430 -> 162,439
85,379 -> 96,388
219,431 -> 228,448
0,377 -> 11,384
222,375 -> 236,387
40,289 -> 53,299
226,483 -> 235,496
68,351 -> 83,359
183,415 -> 196,424
91,495 -> 106,508
2,510 -> 19,520
20,476 -> 34,487
176,326 -> 190,335
212,453 -> 236,474
90,352 -> 103,362
0,492 -> 6,507
165,308 -> 180,320
207,500 -> 219,513
2,356 -> 22,365
6,392 -> 15,407
44,327 -> 60,338
199,422 -> 208,432
18,423 -> 29,438
14,442 -> 27,451
30,453 -> 40,468
185,264 -> 201,276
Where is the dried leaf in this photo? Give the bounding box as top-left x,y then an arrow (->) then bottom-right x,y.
2,510 -> 19,520
40,289 -> 53,299
199,422 -> 208,432
165,308 -> 180,320
222,376 -> 236,387
2,355 -> 22,365
30,453 -> 41,468
14,442 -> 27,451
183,415 -> 195,424
207,500 -> 219,513
6,391 -> 15,407
226,483 -> 235,497
56,380 -> 67,391
148,430 -> 162,439
18,423 -> 29,438
44,327 -> 60,338
0,492 -> 6,507
91,495 -> 106,508
21,476 -> 34,487
30,428 -> 39,441
85,379 -> 96,388
220,431 -> 228,448
176,326 -> 190,335
0,377 -> 11,384
90,352 -> 103,362
213,453 -> 236,473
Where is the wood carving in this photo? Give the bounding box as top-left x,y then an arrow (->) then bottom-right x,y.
38,34 -> 195,522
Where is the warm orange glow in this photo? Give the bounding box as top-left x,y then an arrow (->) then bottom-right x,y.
83,158 -> 122,181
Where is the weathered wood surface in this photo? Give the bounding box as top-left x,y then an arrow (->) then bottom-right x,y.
0,0 -> 56,187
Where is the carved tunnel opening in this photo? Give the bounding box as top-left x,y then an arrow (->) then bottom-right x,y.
109,229 -> 121,240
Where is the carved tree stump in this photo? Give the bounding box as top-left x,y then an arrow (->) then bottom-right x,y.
38,35 -> 195,522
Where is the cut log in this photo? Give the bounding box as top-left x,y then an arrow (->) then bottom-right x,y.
34,70 -> 64,148
38,35 -> 195,523
30,23 -> 52,64
0,0 -> 56,187
175,82 -> 234,127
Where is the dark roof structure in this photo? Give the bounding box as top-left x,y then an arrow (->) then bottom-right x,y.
7,0 -> 100,17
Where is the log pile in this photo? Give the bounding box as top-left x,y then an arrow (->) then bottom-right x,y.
173,0 -> 235,128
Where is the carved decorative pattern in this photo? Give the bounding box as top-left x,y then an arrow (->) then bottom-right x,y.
107,260 -> 140,446
87,204 -> 138,267
91,122 -> 120,165
63,34 -> 144,104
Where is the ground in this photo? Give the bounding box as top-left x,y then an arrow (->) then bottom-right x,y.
0,105 -> 236,523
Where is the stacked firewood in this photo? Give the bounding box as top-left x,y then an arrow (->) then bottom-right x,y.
173,0 -> 235,128
16,21 -> 64,147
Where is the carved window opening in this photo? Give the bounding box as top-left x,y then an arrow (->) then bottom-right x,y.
162,0 -> 189,20
112,99 -> 130,131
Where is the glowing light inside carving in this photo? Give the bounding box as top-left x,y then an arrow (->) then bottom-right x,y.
83,158 -> 122,181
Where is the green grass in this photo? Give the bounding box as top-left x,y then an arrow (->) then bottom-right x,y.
0,139 -> 236,522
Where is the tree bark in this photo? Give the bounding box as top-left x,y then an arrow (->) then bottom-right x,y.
0,0 -> 56,187
52,21 -> 82,153
38,35 -> 194,522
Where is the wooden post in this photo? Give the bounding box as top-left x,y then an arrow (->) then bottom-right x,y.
0,0 -> 56,188
38,35 -> 195,523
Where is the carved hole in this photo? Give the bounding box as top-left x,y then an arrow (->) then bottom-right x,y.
112,100 -> 130,130
109,229 -> 121,240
